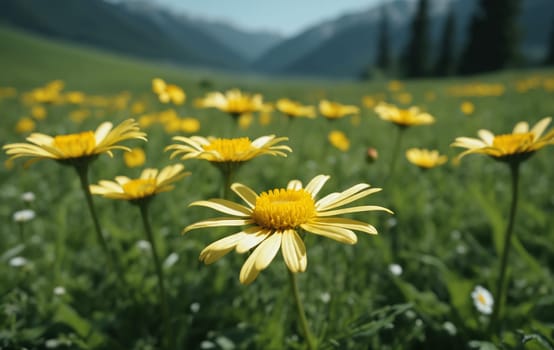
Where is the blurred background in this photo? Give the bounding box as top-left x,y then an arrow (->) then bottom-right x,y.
1,0 -> 553,80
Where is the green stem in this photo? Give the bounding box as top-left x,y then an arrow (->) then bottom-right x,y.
18,222 -> 25,243
75,164 -> 116,270
139,203 -> 172,349
386,126 -> 405,183
288,270 -> 317,350
491,162 -> 520,331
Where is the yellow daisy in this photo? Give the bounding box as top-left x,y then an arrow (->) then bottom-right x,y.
276,98 -> 316,119
152,78 -> 186,105
405,148 -> 448,169
451,117 -> 554,163
196,89 -> 264,118
374,102 -> 435,127
183,175 -> 392,284
319,100 -> 359,120
124,147 -> 146,168
3,119 -> 147,166
328,130 -> 350,151
165,135 -> 291,163
90,164 -> 189,202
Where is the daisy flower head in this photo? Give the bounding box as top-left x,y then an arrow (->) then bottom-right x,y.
374,102 -> 435,128
471,285 -> 494,315
405,148 -> 448,169
90,164 -> 189,205
152,78 -> 186,105
183,174 -> 392,285
276,98 -> 316,119
165,135 -> 291,167
451,117 -> 554,164
319,100 -> 360,120
196,89 -> 264,119
3,119 -> 147,167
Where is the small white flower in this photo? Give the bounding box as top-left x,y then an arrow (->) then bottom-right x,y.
53,286 -> 66,296
319,292 -> 331,304
200,340 -> 216,349
13,209 -> 36,223
471,285 -> 494,315
163,252 -> 179,269
45,339 -> 60,348
9,256 -> 28,267
389,263 -> 403,276
136,240 -> 151,252
21,192 -> 36,202
190,302 -> 201,313
443,321 -> 457,335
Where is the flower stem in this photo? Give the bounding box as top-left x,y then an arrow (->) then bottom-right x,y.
386,126 -> 405,184
288,270 -> 317,350
491,162 -> 520,331
18,222 -> 25,243
138,203 -> 172,349
75,164 -> 120,274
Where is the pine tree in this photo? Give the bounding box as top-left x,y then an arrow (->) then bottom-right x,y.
545,20 -> 554,65
434,6 -> 456,76
459,0 -> 521,75
402,0 -> 430,78
376,6 -> 391,73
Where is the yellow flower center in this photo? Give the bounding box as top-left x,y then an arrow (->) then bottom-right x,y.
203,138 -> 253,161
122,179 -> 157,198
492,132 -> 534,154
52,131 -> 96,158
252,189 -> 316,230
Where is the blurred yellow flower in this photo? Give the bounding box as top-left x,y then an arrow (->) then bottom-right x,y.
424,91 -> 437,102
15,117 -> 36,134
181,118 -> 201,133
183,174 -> 392,284
374,102 -> 435,127
124,147 -> 146,168
152,78 -> 186,105
238,113 -> 254,129
196,89 -> 264,118
166,135 -> 291,163
64,91 -> 86,104
0,87 -> 17,98
451,117 -> 554,163
90,164 -> 189,202
319,100 -> 359,120
362,96 -> 378,109
69,109 -> 91,124
131,101 -> 147,115
4,119 -> 147,165
31,106 -> 47,120
460,101 -> 475,115
394,92 -> 413,105
328,130 -> 350,151
259,110 -> 272,126
276,98 -> 315,119
405,148 -> 448,169
388,80 -> 404,92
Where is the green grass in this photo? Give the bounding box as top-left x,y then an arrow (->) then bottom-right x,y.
1,25 -> 554,350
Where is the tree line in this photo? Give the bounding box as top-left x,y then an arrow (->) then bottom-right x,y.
367,0 -> 554,79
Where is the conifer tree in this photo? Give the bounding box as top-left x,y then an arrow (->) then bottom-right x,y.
459,0 -> 521,75
402,0 -> 430,78
545,20 -> 554,65
376,6 -> 391,73
434,6 -> 456,76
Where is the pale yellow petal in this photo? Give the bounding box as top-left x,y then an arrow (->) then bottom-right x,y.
183,218 -> 253,233
312,217 -> 378,235
477,129 -> 495,145
304,175 -> 330,197
513,121 -> 529,134
200,232 -> 246,264
287,180 -> 303,190
530,117 -> 552,140
281,229 -> 307,273
253,232 -> 282,270
231,183 -> 258,208
317,205 -> 393,217
235,228 -> 271,253
301,223 -> 357,244
239,248 -> 262,285
94,122 -> 113,145
190,199 -> 252,217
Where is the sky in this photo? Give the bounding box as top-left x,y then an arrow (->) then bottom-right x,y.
153,0 -> 382,37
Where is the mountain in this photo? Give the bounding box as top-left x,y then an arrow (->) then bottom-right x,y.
254,0 -> 554,78
0,0 -> 248,70
190,19 -> 283,62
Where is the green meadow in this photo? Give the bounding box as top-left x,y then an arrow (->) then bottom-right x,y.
1,26 -> 554,349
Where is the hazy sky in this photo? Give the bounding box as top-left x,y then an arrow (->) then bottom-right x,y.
153,0 -> 382,36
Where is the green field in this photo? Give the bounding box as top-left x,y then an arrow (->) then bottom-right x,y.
1,26 -> 554,349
